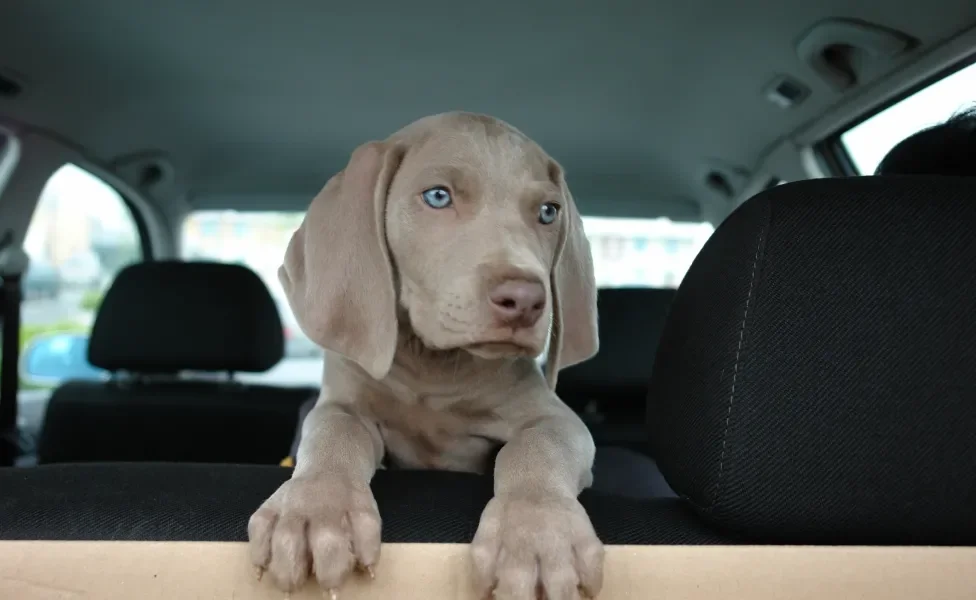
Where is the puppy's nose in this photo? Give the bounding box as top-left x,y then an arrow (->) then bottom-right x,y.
488,279 -> 546,327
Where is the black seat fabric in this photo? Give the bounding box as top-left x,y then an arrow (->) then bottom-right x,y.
557,287 -> 675,448
0,464 -> 731,544
39,382 -> 313,464
648,176 -> 976,545
38,261 -> 313,465
88,261 -> 284,373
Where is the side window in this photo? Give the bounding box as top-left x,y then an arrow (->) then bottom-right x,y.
839,60 -> 976,174
19,164 -> 143,417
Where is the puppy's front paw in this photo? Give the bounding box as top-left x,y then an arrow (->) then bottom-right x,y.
248,475 -> 381,595
471,493 -> 604,600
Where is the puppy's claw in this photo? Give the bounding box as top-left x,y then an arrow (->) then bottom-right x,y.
325,589 -> 339,600
254,566 -> 265,581
354,562 -> 376,580
580,584 -> 599,599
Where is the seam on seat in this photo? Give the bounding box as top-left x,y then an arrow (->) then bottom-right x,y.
710,218 -> 768,512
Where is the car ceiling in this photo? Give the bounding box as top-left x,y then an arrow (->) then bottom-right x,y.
1,0 -> 974,221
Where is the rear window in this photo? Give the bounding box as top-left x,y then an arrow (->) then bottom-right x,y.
583,216 -> 714,288
183,211 -> 714,291
182,211 -> 714,385
839,60 -> 976,175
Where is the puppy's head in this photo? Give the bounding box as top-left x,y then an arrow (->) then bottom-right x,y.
280,112 -> 598,387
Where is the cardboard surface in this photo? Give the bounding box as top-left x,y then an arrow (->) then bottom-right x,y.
1,541 -> 974,599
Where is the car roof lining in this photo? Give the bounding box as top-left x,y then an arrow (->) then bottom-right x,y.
1,0 -> 975,221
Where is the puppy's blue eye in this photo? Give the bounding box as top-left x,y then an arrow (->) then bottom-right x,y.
421,186 -> 452,209
538,202 -> 560,225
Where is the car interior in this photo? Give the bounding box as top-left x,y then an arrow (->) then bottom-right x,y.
1,0 -> 974,597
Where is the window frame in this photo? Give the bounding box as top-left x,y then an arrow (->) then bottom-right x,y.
80,165 -> 155,261
816,53 -> 976,177
125,188 -> 154,261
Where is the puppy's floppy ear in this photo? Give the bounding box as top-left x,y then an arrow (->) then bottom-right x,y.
279,141 -> 406,380
545,160 -> 599,389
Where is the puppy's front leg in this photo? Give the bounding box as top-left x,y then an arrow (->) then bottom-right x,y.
472,409 -> 604,600
248,399 -> 384,596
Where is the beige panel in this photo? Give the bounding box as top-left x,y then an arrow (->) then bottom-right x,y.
1,542 -> 974,599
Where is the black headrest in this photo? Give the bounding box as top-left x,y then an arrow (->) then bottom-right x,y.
648,176 -> 976,545
558,287 -> 675,395
88,261 -> 284,373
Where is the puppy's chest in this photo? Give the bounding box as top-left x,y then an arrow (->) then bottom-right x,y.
367,393 -> 512,474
